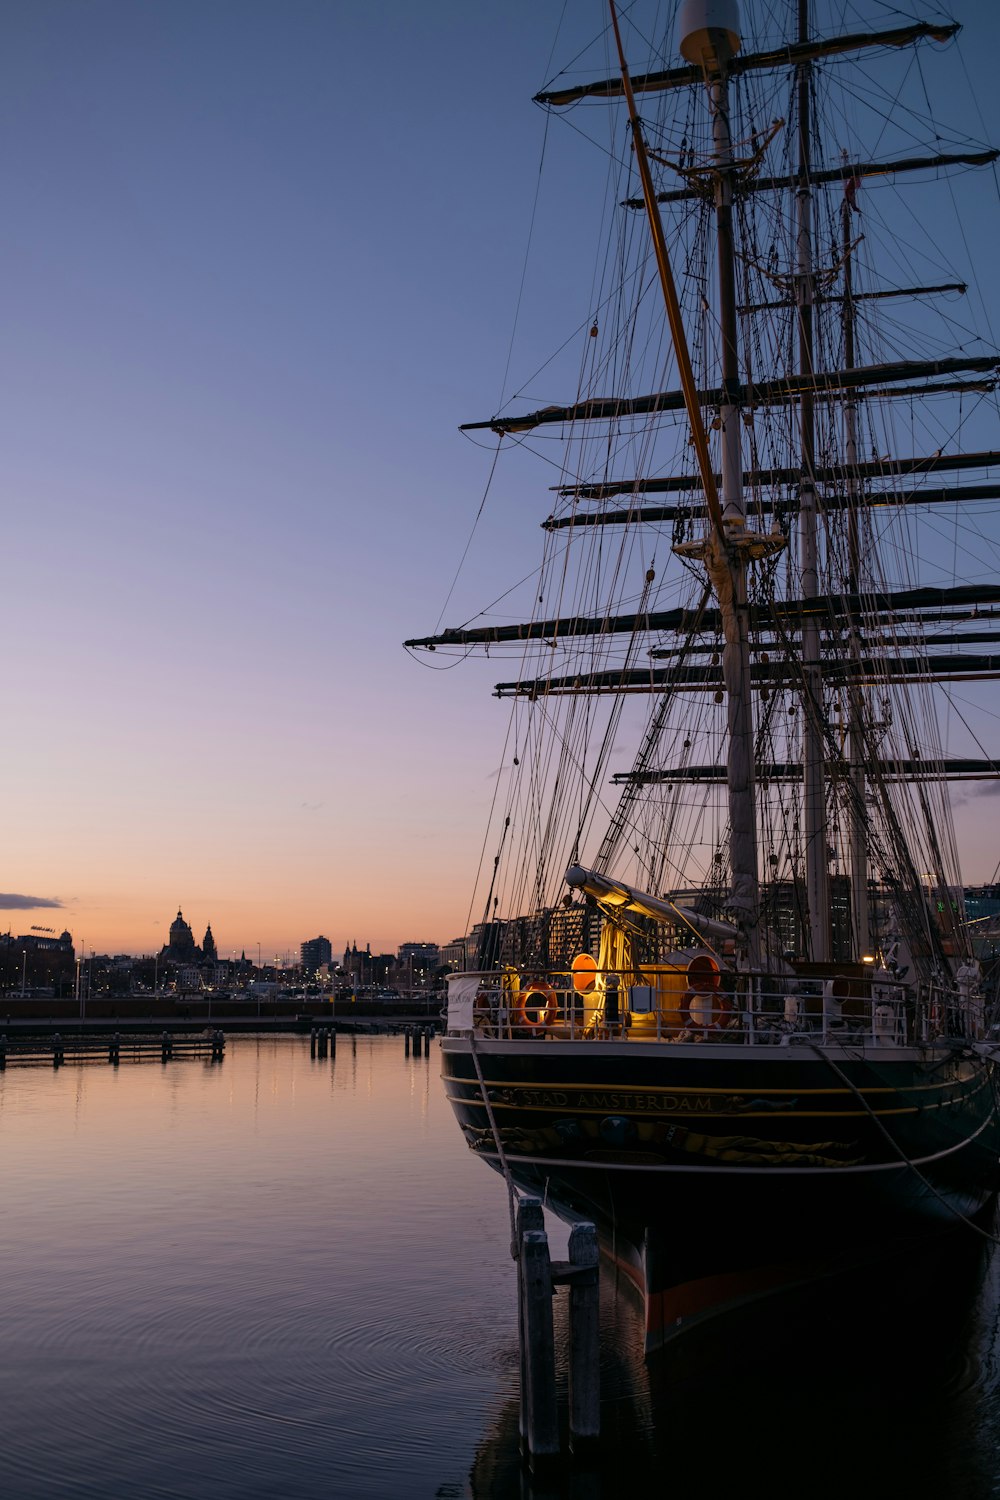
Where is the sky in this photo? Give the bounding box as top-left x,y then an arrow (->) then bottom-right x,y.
3,0 -> 1000,960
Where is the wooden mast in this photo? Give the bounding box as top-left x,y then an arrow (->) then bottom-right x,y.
607,0 -> 765,967
841,169 -> 872,959
795,0 -> 831,962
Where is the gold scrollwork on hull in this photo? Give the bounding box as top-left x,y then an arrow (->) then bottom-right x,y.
461,1115 -> 865,1167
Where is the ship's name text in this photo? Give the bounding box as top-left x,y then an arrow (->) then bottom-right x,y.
498,1088 -> 740,1113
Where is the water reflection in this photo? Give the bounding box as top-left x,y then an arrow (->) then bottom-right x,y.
0,1035 -> 997,1499
470,1218 -> 1000,1500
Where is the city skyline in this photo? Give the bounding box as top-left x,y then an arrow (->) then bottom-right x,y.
0,904 -> 452,964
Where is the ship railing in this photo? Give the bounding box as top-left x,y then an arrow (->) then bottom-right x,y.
453,968 -> 983,1046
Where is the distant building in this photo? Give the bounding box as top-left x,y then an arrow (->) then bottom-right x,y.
301,935 -> 333,974
342,941 -> 371,984
341,942 -> 394,987
162,908 -> 199,962
439,937 -> 469,971
469,921 -> 504,969
0,929 -> 75,994
398,942 -> 439,980
964,885 -> 1000,925
158,907 -> 221,975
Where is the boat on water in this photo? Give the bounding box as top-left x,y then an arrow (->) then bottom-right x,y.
407,0 -> 1000,1350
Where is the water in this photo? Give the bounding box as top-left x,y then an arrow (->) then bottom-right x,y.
1,1034 -> 999,1498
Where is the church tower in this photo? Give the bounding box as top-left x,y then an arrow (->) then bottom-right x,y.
166,908 -> 197,962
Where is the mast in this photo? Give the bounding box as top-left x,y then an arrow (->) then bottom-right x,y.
609,0 -> 771,967
795,0 -> 831,961
841,170 -> 871,958
698,3 -> 762,962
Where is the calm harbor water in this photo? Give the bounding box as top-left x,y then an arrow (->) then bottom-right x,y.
1,1033 -> 999,1498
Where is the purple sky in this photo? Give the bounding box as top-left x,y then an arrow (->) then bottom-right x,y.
3,0 -> 999,958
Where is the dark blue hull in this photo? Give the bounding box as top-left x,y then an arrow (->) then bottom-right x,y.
442,1036 -> 1000,1347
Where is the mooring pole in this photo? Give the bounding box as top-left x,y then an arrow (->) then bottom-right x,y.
514,1197 -> 545,1449
520,1228 -> 559,1466
567,1222 -> 600,1451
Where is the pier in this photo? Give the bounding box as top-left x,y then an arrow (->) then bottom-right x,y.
0,1030 -> 226,1068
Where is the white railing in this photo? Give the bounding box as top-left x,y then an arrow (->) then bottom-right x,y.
454,968 -> 982,1047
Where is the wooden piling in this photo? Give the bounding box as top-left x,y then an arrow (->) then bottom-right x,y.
413,1028 -> 423,1058
404,1028 -> 410,1056
0,1036 -> 6,1070
53,1033 -> 64,1067
310,1028 -> 317,1057
515,1197 -> 546,1446
520,1227 -> 559,1466
109,1033 -> 120,1065
567,1223 -> 600,1451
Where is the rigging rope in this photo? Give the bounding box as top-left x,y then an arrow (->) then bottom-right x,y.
808,1040 -> 1000,1246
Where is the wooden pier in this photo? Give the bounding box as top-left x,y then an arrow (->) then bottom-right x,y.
0,1030 -> 226,1068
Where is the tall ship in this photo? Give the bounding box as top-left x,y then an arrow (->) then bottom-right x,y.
407,0 -> 1000,1350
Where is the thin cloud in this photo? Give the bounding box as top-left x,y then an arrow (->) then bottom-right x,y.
956,783 -> 1000,805
0,893 -> 65,910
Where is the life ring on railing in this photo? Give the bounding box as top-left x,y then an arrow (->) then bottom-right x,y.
516,979 -> 558,1031
679,956 -> 731,1033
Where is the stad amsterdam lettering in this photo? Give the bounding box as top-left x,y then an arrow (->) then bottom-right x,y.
493,1087 -> 746,1114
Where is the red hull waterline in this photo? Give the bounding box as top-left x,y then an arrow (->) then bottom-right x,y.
441,1033 -> 1000,1352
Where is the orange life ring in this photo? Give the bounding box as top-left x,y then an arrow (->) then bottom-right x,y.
679,956 -> 731,1031
571,953 -> 598,993
516,979 -> 558,1031
680,988 -> 733,1031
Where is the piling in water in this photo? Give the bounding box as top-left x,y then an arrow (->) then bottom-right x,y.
520,1228 -> 559,1466
514,1196 -> 601,1464
515,1197 -> 546,1447
566,1222 -> 600,1452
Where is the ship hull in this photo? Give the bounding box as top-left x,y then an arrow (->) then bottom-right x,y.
442,1035 -> 1000,1349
